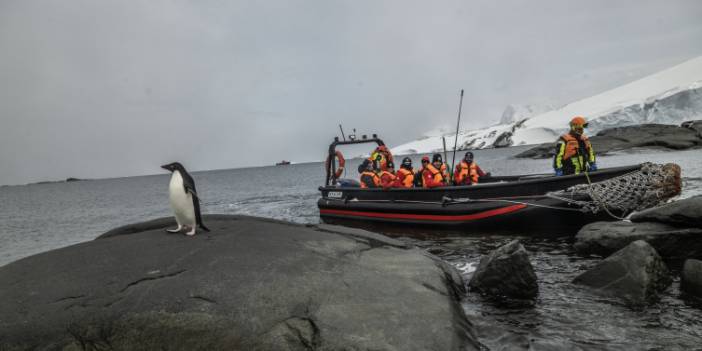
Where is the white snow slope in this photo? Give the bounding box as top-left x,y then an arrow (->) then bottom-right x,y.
392,56 -> 702,155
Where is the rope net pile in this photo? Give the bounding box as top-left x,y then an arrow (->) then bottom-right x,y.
547,163 -> 682,216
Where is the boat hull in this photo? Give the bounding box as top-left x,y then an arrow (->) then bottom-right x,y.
317,165 -> 639,234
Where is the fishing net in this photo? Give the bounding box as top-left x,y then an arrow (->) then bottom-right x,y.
547,163 -> 682,217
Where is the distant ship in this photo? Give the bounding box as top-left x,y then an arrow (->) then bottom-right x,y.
276,160 -> 291,166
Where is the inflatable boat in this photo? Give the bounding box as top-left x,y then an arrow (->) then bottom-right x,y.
317,135 -> 681,233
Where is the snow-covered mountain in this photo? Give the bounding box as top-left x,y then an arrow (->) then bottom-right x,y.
392,56 -> 702,155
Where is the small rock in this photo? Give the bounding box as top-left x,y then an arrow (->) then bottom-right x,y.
630,195 -> 702,228
575,221 -> 702,261
468,240 -> 538,302
573,240 -> 671,305
681,259 -> 702,298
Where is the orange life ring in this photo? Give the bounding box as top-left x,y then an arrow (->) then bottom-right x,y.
326,150 -> 345,179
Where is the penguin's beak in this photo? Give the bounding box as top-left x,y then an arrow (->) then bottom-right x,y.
160,164 -> 170,171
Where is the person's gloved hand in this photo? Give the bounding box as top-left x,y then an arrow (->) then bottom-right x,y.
555,168 -> 564,176
589,163 -> 598,171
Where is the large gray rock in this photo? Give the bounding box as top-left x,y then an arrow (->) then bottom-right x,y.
681,259 -> 702,298
468,240 -> 538,302
575,221 -> 702,261
573,240 -> 672,305
682,120 -> 702,137
0,215 -> 480,351
630,195 -> 702,228
515,123 -> 702,159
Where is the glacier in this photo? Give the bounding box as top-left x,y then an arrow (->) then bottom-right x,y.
392,56 -> 702,156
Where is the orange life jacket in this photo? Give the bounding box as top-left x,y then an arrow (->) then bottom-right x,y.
395,168 -> 414,188
422,164 -> 444,188
360,171 -> 380,188
560,133 -> 592,160
380,170 -> 397,188
455,161 -> 479,185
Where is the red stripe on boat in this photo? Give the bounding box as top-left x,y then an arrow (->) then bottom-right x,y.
319,204 -> 527,221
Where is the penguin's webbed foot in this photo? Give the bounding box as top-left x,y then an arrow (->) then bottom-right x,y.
166,225 -> 183,233
185,227 -> 196,236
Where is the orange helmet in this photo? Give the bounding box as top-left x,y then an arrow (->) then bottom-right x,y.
570,116 -> 588,128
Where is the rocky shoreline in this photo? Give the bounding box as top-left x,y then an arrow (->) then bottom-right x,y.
1,196 -> 700,349
514,121 -> 702,159
0,215 -> 480,351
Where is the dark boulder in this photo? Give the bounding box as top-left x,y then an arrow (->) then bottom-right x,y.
573,240 -> 672,305
630,195 -> 702,228
515,123 -> 702,159
681,120 -> 702,137
468,240 -> 538,302
681,259 -> 702,298
575,221 -> 702,261
0,215 -> 480,351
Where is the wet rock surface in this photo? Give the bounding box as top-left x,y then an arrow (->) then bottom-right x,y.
681,259 -> 702,298
468,240 -> 538,303
630,195 -> 702,228
515,123 -> 702,159
0,215 -> 479,351
575,221 -> 702,262
573,240 -> 672,305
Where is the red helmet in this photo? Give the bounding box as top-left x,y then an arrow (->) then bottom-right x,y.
570,116 -> 588,128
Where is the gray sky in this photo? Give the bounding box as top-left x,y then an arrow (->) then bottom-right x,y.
2,0 -> 702,185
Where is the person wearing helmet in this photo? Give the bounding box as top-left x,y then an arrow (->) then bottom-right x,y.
358,159 -> 380,188
379,161 -> 398,189
422,154 -> 446,188
395,157 -> 415,188
370,144 -> 394,171
414,156 -> 430,187
554,116 -> 597,176
454,151 -> 488,185
431,153 -> 449,184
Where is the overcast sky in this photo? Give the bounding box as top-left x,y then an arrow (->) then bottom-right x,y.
2,0 -> 702,185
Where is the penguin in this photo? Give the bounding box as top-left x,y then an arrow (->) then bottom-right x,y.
161,162 -> 210,236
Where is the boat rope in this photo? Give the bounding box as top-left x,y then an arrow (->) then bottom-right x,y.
325,196 -> 585,212
545,162 -> 681,218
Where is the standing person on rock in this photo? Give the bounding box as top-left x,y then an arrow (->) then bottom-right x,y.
554,116 -> 597,176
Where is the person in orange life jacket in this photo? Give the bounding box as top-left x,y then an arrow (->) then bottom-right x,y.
432,153 -> 449,184
453,151 -> 488,185
554,116 -> 597,176
358,159 -> 380,188
394,157 -> 415,188
370,145 -> 394,171
414,156 -> 429,187
379,161 -> 398,189
422,154 -> 446,188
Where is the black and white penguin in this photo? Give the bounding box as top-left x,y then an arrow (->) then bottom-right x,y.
161,162 -> 210,236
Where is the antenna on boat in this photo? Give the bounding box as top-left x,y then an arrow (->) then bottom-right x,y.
339,124 -> 346,141
450,89 -> 465,184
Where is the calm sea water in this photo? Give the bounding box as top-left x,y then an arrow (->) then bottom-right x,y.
1,146 -> 701,349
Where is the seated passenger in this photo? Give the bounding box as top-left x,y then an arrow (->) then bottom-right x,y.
379,161 -> 398,189
422,156 -> 446,188
431,153 -> 449,185
358,159 -> 380,188
453,151 -> 487,185
414,156 -> 429,187
395,157 -> 415,188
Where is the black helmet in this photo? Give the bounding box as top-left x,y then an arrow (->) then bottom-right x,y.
432,153 -> 443,163
401,157 -> 412,168
464,151 -> 474,162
